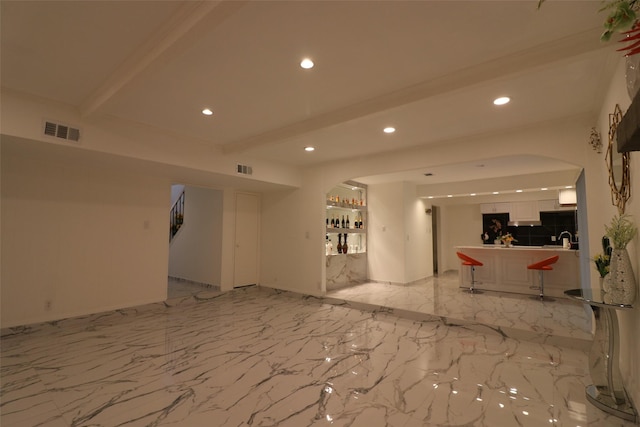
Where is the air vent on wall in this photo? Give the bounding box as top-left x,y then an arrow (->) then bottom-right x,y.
236,164 -> 253,175
43,120 -> 80,142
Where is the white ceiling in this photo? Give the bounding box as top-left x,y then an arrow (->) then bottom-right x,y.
0,0 -> 621,188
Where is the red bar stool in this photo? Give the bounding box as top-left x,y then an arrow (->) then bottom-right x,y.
456,252 -> 483,293
527,255 -> 559,301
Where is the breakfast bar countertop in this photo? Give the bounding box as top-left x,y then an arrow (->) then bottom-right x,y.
454,245 -> 580,297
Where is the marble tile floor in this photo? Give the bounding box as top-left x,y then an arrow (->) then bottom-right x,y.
1,280 -> 636,426
167,277 -> 221,300
324,271 -> 594,351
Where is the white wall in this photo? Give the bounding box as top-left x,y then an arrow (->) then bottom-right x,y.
366,182 -> 432,284
260,178 -> 325,295
168,185 -> 223,286
403,183 -> 432,282
439,204 -> 484,272
367,182 -> 406,283
1,139 -> 170,328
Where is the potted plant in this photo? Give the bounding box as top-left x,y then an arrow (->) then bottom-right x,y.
593,236 -> 612,279
603,214 -> 638,304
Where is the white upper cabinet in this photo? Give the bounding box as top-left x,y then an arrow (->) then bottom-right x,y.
480,202 -> 511,214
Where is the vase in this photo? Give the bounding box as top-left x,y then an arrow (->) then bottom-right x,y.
602,248 -> 637,305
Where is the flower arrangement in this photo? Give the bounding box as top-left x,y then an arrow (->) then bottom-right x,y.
501,233 -> 517,245
538,0 -> 640,55
594,253 -> 611,277
604,214 -> 638,249
594,236 -> 613,278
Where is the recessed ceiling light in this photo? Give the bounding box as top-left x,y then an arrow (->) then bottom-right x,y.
383,127 -> 396,134
493,191 -> 499,195
202,108 -> 213,116
565,185 -> 573,188
304,146 -> 315,152
493,97 -> 510,106
541,187 -> 548,191
447,195 -> 453,198
300,58 -> 314,69
516,189 -> 523,193
428,196 -> 434,199
470,193 -> 477,196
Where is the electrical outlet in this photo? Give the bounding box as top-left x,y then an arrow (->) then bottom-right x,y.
44,299 -> 52,311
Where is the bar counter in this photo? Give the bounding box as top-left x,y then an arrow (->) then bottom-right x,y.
455,245 -> 580,297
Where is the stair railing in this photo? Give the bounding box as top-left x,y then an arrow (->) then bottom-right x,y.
170,190 -> 185,242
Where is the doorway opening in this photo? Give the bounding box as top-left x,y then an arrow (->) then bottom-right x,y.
167,184 -> 224,299
431,205 -> 439,275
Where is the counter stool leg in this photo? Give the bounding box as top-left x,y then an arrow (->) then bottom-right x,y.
530,270 -> 555,302
464,265 -> 483,294
538,271 -> 544,299
470,265 -> 476,293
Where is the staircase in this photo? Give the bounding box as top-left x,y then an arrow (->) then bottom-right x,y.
170,190 -> 185,242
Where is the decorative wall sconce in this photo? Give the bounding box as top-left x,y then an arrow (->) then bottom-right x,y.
589,127 -> 602,153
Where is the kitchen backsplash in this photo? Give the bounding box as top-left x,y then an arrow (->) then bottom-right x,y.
482,211 -> 577,247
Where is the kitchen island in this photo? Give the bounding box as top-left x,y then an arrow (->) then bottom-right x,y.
455,245 -> 580,298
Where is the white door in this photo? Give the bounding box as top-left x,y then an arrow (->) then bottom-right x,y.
234,193 -> 259,287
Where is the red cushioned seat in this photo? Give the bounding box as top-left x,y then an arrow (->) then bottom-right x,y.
527,255 -> 559,271
457,252 -> 483,267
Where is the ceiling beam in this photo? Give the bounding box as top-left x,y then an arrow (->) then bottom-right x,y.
80,0 -> 247,117
222,27 -> 609,155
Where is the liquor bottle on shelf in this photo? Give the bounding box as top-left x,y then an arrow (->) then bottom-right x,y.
346,215 -> 350,229
341,215 -> 345,228
326,217 -> 329,228
355,214 -> 360,229
326,235 -> 333,256
330,215 -> 335,228
343,234 -> 348,253
337,234 -> 343,254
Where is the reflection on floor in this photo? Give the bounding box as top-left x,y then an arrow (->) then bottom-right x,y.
1,273 -> 636,426
325,271 -> 594,350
